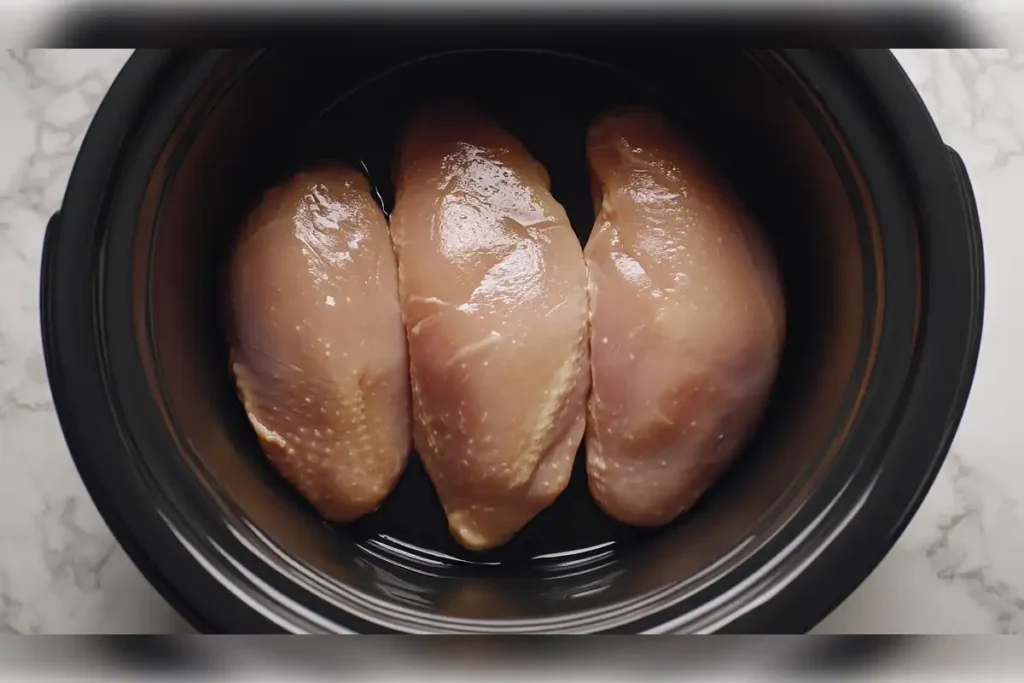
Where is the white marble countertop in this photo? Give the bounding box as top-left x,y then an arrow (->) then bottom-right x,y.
0,48 -> 1020,634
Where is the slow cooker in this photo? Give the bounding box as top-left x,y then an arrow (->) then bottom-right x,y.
40,47 -> 984,633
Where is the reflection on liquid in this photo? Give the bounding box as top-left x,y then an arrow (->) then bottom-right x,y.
352,533 -> 628,609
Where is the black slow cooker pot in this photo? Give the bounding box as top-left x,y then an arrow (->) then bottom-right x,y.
40,48 -> 983,633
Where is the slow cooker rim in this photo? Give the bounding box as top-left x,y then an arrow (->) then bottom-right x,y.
41,48 -> 983,634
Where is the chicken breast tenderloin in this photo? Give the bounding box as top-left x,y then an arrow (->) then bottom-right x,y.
228,164 -> 411,523
585,107 -> 785,528
391,105 -> 590,551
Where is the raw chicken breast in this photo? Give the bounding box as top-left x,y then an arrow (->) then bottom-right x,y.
390,104 -> 590,551
228,164 -> 411,522
585,107 -> 785,527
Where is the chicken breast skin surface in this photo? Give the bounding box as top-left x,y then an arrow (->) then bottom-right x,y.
391,104 -> 590,551
228,163 -> 411,523
585,107 -> 786,528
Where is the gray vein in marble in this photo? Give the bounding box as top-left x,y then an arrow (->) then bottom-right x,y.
899,49 -> 1024,170
925,453 -> 1024,634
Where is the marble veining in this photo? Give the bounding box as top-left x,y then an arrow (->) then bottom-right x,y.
0,48 -> 1021,634
0,49 -> 188,634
